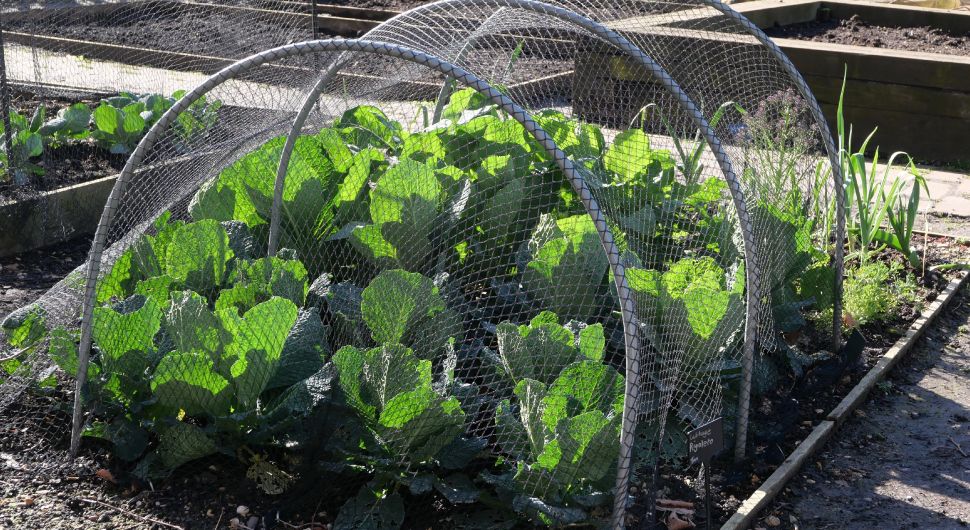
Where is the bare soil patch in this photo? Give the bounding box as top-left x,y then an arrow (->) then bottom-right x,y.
765,14 -> 970,56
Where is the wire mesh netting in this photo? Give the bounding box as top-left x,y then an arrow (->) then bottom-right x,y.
0,1 -> 844,527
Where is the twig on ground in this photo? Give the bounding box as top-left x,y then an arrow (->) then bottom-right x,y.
310,497 -> 323,526
214,507 -> 225,530
950,436 -> 968,457
73,497 -> 185,530
0,347 -> 28,363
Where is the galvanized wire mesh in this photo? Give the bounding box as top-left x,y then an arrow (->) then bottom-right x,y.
0,1 -> 843,527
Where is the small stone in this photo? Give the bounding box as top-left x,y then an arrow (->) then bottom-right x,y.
22,497 -> 34,507
815,409 -> 824,414
806,479 -> 816,484
237,505 -> 250,517
765,515 -> 781,526
906,495 -> 914,502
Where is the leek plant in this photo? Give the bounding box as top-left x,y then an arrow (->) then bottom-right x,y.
836,71 -> 928,268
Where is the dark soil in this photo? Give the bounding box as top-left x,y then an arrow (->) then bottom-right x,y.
4,2 -> 335,58
765,14 -> 970,56
0,237 -> 91,322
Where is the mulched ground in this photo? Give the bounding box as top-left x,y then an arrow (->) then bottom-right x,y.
765,14 -> 970,56
3,3 -> 332,57
0,238 -> 90,322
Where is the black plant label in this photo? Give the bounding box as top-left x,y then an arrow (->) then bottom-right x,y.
688,417 -> 723,467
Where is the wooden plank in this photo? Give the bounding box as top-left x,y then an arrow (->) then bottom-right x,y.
805,75 -> 970,120
733,0 -> 970,33
814,101 -> 970,163
235,0 -> 399,19
827,272 -> 970,425
732,0 -> 822,28
777,38 -> 970,92
187,1 -> 378,35
0,175 -> 116,257
720,420 -> 836,530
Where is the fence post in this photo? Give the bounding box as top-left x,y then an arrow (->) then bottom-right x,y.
0,19 -> 14,168
310,0 -> 319,39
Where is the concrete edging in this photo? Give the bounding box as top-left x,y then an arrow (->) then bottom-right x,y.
721,269 -> 970,530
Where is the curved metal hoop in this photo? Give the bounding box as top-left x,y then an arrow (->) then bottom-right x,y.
264,4 -> 762,525
687,0 -> 847,459
70,40 -> 644,527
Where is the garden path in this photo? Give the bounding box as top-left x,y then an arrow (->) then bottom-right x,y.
885,163 -> 970,236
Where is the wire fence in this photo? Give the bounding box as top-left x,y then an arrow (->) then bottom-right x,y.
0,1 -> 844,527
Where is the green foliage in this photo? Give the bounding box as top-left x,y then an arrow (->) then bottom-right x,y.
171,90 -> 222,143
0,107 -> 46,184
40,103 -> 92,144
627,256 -> 745,365
6,85 -> 892,528
43,218 -> 326,478
835,72 -> 928,269
489,313 -> 622,525
522,215 -> 609,322
360,269 -> 460,359
2,91 -> 220,185
91,93 -> 170,154
841,261 -> 915,326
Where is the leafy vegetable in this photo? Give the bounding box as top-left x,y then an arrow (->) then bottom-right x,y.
0,108 -> 45,184
521,215 -> 609,322
488,313 -> 623,525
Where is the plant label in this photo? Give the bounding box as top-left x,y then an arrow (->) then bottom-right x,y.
688,417 -> 723,466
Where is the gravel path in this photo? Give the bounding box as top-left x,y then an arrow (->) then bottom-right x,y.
755,285 -> 970,530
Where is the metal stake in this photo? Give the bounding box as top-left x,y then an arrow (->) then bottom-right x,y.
0,20 -> 14,169
705,463 -> 712,530
310,0 -> 319,40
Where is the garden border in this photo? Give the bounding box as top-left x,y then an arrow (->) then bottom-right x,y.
720,266 -> 970,530
0,175 -> 115,258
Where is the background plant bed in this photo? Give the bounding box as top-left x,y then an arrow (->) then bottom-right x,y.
0,86 -> 125,201
568,0 -> 970,163
734,0 -> 970,165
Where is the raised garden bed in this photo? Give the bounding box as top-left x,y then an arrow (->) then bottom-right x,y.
0,85 -> 255,256
570,0 -> 970,163
734,0 -> 970,165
